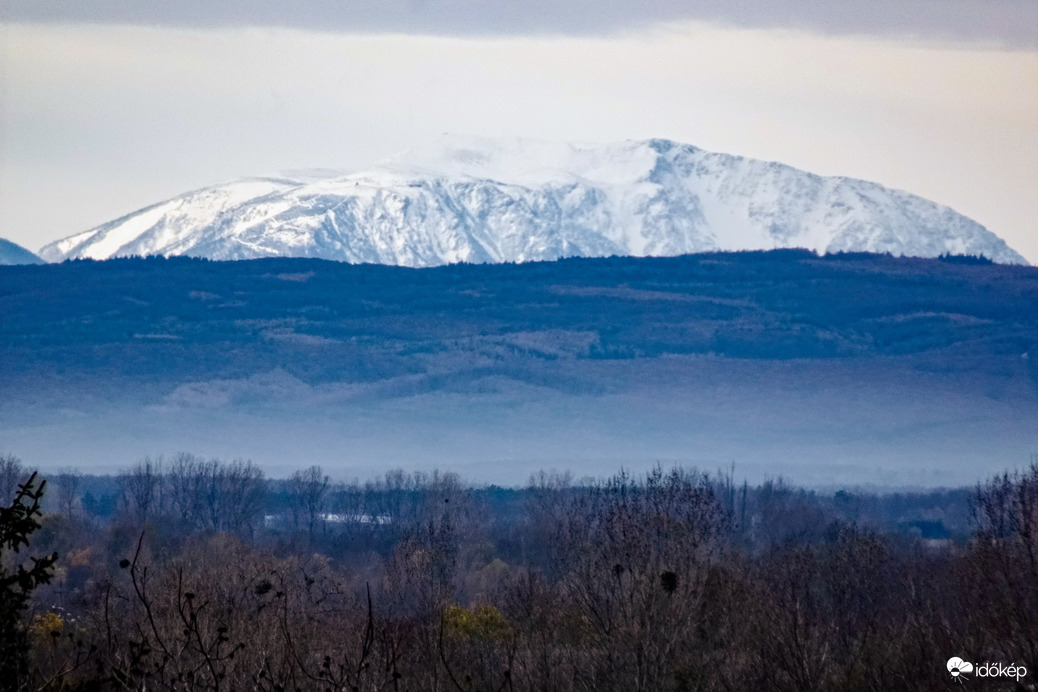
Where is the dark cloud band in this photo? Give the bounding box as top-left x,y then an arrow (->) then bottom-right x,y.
4,0 -> 1037,47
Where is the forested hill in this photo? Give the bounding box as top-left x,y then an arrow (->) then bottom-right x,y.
1,250 -> 1036,484
3,250 -> 1036,371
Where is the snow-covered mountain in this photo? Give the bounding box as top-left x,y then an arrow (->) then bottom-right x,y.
0,238 -> 44,265
40,137 -> 1028,265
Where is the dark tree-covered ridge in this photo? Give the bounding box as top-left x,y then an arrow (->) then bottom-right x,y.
2,249 -> 1034,386
1,250 -> 1035,485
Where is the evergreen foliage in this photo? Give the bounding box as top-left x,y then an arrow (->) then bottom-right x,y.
0,472 -> 58,686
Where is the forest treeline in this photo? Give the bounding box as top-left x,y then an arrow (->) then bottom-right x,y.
5,251 -> 1037,391
0,453 -> 1035,691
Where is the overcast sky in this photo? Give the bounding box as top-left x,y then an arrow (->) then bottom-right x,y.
2,1 -> 1036,261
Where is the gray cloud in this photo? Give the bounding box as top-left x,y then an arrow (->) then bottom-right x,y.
4,0 -> 1037,47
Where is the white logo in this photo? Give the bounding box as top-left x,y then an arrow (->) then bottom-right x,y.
947,656 -> 1027,683
947,657 -> 974,680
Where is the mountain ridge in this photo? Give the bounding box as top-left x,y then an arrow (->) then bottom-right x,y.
39,137 -> 1028,265
0,237 -> 44,265
3,251 -> 1035,484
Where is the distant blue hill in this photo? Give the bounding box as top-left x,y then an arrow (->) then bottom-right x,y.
0,237 -> 43,265
1,250 -> 1035,486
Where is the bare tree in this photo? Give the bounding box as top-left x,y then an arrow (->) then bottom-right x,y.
54,467 -> 83,521
969,462 -> 1038,666
0,454 -> 29,504
118,457 -> 165,524
166,452 -> 206,525
190,458 -> 266,536
216,459 -> 266,536
567,467 -> 725,690
289,465 -> 330,541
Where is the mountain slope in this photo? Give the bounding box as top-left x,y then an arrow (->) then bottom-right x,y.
0,238 -> 44,265
2,252 -> 1036,484
39,138 -> 1028,265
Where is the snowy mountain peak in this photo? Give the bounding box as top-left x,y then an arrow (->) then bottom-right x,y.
39,138 -> 1028,266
